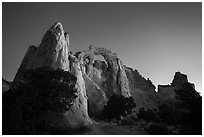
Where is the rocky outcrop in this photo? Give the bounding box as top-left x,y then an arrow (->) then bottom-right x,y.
83,73 -> 107,117
12,22 -> 91,129
61,54 -> 92,127
157,72 -> 191,104
125,67 -> 157,113
125,67 -> 156,93
14,22 -> 70,82
76,46 -> 131,98
171,72 -> 188,86
75,46 -> 131,116
75,45 -> 160,115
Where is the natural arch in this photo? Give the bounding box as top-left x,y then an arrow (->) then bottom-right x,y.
75,46 -> 131,98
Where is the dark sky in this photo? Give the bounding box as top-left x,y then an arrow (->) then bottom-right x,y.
2,2 -> 202,92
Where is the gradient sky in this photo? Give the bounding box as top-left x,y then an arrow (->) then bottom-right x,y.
2,2 -> 202,92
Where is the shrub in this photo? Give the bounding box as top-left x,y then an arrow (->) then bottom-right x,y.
101,95 -> 136,124
3,67 -> 78,134
157,101 -> 180,125
137,108 -> 160,122
175,83 -> 202,128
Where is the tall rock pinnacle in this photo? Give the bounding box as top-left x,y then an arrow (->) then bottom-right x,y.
13,22 -> 92,129
14,22 -> 70,81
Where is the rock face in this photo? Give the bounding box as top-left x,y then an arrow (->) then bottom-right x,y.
75,46 -> 131,116
13,22 -> 91,129
14,22 -> 70,82
171,72 -> 188,86
83,73 -> 107,117
125,67 -> 158,113
75,45 -> 160,116
157,72 -> 190,104
61,54 -> 92,127
76,46 -> 131,98
125,67 -> 156,93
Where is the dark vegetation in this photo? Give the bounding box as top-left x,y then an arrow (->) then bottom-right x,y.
100,95 -> 136,124
134,82 -> 202,135
2,66 -> 201,135
157,101 -> 181,125
95,81 -> 202,135
137,108 -> 160,122
175,83 -> 202,134
2,67 -> 78,134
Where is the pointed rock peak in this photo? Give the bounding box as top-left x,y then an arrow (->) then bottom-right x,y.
41,22 -> 69,46
171,71 -> 188,86
49,22 -> 64,36
14,22 -> 70,82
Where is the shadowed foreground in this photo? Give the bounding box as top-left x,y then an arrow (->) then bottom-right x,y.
50,121 -> 148,135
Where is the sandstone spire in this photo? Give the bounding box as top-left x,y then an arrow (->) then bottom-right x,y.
13,22 -> 92,128
14,22 -> 70,82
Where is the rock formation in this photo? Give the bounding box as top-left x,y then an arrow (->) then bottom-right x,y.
10,20 -> 159,120
76,46 -> 131,98
12,22 -> 92,129
14,22 -> 70,82
75,46 -> 132,116
157,71 -> 192,104
125,67 -> 158,113
74,45 -> 159,117
5,21 -> 197,131
171,72 -> 188,86
3,21 -> 201,135
61,54 -> 92,127
125,67 -> 156,93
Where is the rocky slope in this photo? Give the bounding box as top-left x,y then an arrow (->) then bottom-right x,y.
125,67 -> 157,113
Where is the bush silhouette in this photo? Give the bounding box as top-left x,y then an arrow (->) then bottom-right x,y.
157,101 -> 180,125
3,67 -> 78,134
137,108 -> 160,122
175,83 -> 202,134
101,95 -> 136,124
